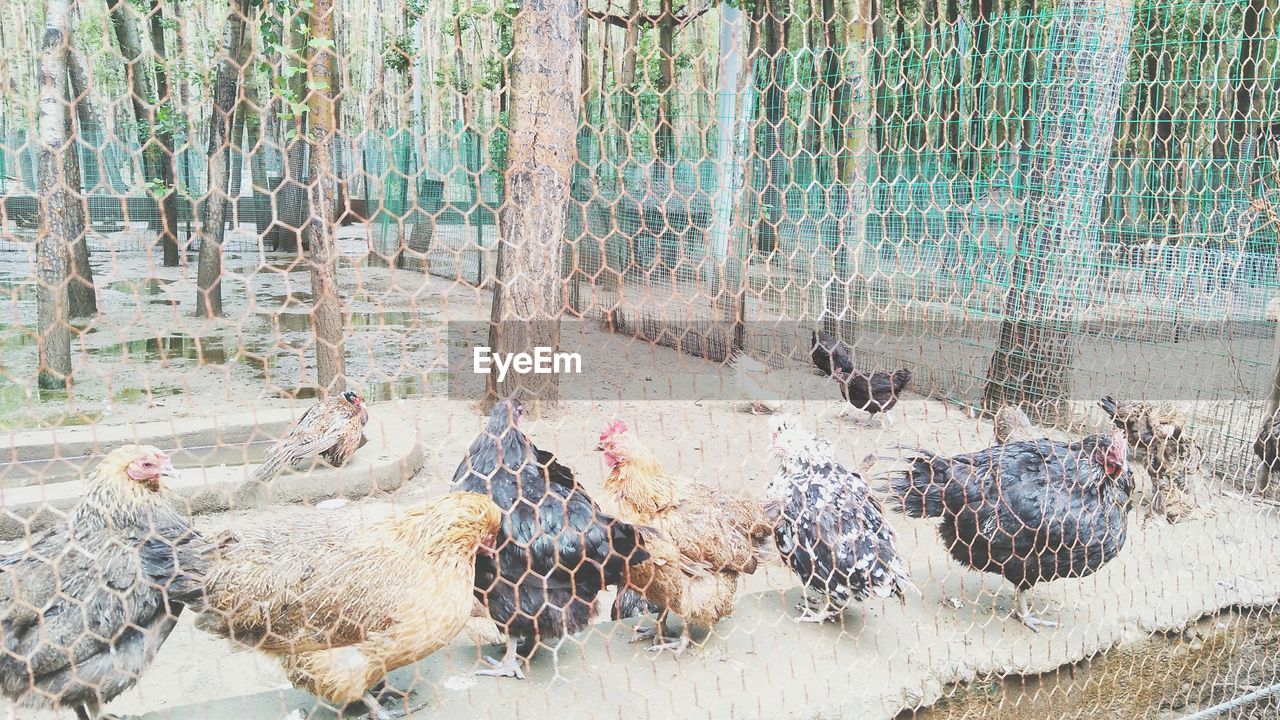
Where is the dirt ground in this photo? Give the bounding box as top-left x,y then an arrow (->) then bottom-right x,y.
3,244 -> 1280,719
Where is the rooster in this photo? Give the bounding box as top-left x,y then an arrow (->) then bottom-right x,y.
0,445 -> 212,720
234,390 -> 369,506
888,430 -> 1133,631
597,420 -> 772,652
811,329 -> 854,378
1255,410 -> 1280,482
833,367 -> 912,428
452,400 -> 648,679
197,492 -> 501,720
767,417 -> 915,622
1099,395 -> 1203,520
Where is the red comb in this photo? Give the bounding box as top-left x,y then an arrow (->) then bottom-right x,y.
599,419 -> 628,441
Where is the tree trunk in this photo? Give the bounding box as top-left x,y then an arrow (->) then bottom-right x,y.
818,0 -> 843,185
63,48 -> 98,317
823,0 -> 873,337
104,0 -> 179,265
147,0 -> 181,263
304,0 -> 346,393
484,0 -> 582,413
654,0 -> 676,174
278,5 -> 309,254
616,0 -> 641,157
36,0 -> 76,390
756,0 -> 786,253
983,0 -> 1134,420
1229,0 -> 1266,150
966,0 -> 992,177
197,0 -> 252,319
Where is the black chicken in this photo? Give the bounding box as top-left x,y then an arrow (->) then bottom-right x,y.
235,390 -> 369,506
0,445 -> 212,720
452,399 -> 649,679
888,430 -> 1133,631
834,368 -> 912,428
1256,411 -> 1280,477
810,330 -> 853,378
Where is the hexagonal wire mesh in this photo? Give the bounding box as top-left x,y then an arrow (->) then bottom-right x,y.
1,0 -> 1280,717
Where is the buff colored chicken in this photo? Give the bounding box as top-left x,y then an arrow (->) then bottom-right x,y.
196,492 -> 501,719
234,390 -> 369,507
0,445 -> 212,720
993,406 -> 1040,444
596,420 -> 772,653
1099,395 -> 1205,521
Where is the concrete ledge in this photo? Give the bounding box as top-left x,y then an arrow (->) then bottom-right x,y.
123,496 -> 1280,720
0,403 -> 423,540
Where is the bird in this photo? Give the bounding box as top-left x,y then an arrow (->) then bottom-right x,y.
993,406 -> 1040,444
887,430 -> 1133,631
766,416 -> 915,622
596,419 -> 772,652
727,350 -> 783,414
196,492 -> 502,720
452,399 -> 649,679
234,390 -> 369,506
1098,395 -> 1204,520
1255,410 -> 1280,481
810,329 -> 853,378
833,367 -> 912,428
0,445 -> 213,720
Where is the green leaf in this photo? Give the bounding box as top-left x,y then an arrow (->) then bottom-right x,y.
307,37 -> 335,50
307,79 -> 328,91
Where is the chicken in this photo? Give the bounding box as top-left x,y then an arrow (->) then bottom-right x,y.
1255,411 -> 1280,482
452,400 -> 649,679
728,350 -> 783,414
596,419 -> 771,652
0,445 -> 211,720
993,406 -> 1040,444
767,417 -> 914,622
811,329 -> 853,378
234,390 -> 369,507
888,430 -> 1133,631
1099,395 -> 1204,520
196,492 -> 501,720
833,367 -> 912,428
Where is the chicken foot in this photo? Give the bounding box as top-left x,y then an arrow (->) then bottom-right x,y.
74,704 -> 119,720
1014,590 -> 1058,633
629,610 -> 669,643
475,637 -> 526,680
794,592 -> 840,623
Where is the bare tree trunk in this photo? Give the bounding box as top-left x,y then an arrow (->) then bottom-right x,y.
1229,0 -> 1267,151
64,48 -> 98,317
756,0 -> 786,253
984,0 -> 1134,419
36,0 -> 76,389
197,0 -> 252,318
654,0 -> 675,176
278,5 -> 309,254
104,0 -> 179,265
616,0 -> 641,158
484,0 -> 582,413
306,0 -> 346,393
148,0 -> 181,263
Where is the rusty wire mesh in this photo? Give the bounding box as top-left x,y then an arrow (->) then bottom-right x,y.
1,0 -> 1280,717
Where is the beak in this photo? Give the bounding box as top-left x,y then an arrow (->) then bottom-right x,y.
595,443 -> 604,452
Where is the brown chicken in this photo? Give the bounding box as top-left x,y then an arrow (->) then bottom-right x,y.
1099,395 -> 1205,520
235,390 -> 369,506
596,420 -> 772,653
196,492 -> 501,719
0,445 -> 212,720
993,406 -> 1040,444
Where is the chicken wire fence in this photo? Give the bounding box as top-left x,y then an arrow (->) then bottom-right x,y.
2,0 -> 1280,717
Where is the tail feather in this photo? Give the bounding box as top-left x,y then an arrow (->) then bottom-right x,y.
611,588 -> 660,621
1099,395 -> 1120,420
248,441 -> 292,485
599,517 -> 650,588
886,449 -> 951,519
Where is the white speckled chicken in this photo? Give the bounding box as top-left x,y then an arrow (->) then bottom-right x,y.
766,416 -> 915,622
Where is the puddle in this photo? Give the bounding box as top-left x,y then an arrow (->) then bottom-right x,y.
106,278 -> 175,295
275,371 -> 451,402
91,334 -> 271,373
0,439 -> 277,488
902,609 -> 1280,720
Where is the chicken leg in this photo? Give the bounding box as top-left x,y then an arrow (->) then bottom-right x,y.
629,609 -> 669,643
794,591 -> 840,623
74,705 -> 119,720
1014,589 -> 1058,633
475,637 -> 526,680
